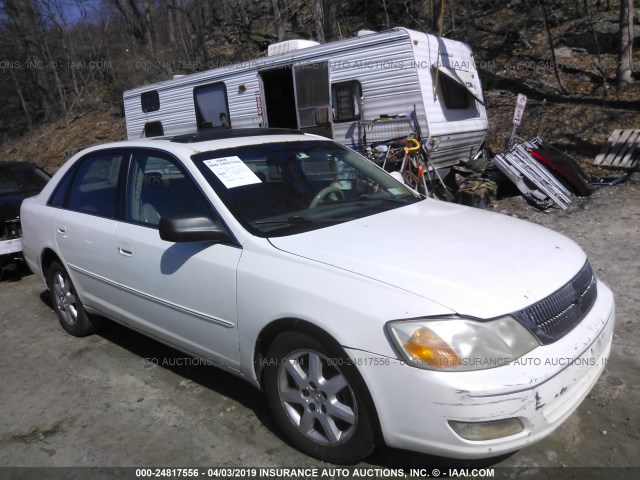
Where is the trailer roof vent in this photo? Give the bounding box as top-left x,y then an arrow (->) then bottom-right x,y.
357,30 -> 377,37
268,39 -> 320,56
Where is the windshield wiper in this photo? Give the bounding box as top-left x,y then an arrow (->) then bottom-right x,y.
253,215 -> 355,226
254,215 -> 316,225
356,194 -> 419,204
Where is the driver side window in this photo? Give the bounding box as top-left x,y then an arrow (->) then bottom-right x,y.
125,152 -> 212,227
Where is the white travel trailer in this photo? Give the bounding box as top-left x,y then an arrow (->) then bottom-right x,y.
123,27 -> 488,168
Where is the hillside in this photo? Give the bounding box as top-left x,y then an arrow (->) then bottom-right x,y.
1,1 -> 638,179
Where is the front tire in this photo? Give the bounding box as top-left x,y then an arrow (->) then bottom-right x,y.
263,331 -> 375,464
47,260 -> 100,337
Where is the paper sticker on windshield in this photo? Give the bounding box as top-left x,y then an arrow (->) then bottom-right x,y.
388,188 -> 404,195
203,156 -> 262,189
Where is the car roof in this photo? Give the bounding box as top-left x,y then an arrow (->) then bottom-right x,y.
75,129 -> 325,159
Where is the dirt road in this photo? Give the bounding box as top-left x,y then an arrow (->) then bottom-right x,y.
1,176 -> 638,476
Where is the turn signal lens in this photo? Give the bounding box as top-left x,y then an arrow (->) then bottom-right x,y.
404,327 -> 461,368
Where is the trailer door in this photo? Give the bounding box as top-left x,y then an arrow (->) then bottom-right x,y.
293,61 -> 332,138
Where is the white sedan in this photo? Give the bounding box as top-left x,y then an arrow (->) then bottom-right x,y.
20,130 -> 615,464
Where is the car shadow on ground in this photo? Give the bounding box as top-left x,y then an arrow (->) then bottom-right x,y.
365,447 -> 514,471
36,288 -> 514,469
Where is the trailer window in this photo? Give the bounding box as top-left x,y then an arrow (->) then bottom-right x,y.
144,121 -> 164,137
440,76 -> 470,110
331,81 -> 361,122
141,90 -> 160,113
194,83 -> 231,130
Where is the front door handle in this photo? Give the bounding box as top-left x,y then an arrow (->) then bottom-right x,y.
117,242 -> 133,257
57,225 -> 67,235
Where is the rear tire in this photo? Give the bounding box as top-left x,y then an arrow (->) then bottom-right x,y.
47,261 -> 100,337
263,331 -> 375,464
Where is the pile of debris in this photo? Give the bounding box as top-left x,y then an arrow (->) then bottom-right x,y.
454,94 -> 639,211
489,129 -> 639,211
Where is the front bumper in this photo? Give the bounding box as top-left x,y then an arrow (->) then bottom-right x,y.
347,280 -> 615,459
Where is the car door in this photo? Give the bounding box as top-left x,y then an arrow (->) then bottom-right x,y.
113,149 -> 242,368
52,150 -> 126,318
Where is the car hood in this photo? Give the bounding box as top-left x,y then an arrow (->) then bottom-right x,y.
268,200 -> 587,318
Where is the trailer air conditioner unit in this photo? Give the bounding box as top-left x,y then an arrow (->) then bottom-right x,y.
267,39 -> 320,56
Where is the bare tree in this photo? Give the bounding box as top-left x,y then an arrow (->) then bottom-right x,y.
537,0 -> 569,94
324,0 -> 338,40
616,0 -> 635,88
111,0 -> 156,56
381,0 -> 390,28
433,0 -> 443,33
7,67 -> 33,130
167,1 -> 176,44
272,0 -> 286,41
312,0 -> 324,42
2,0 -> 58,119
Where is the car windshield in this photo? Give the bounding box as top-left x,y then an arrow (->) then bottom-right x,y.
0,164 -> 49,195
192,140 -> 421,237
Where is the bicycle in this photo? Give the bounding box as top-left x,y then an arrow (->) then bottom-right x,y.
364,112 -> 452,199
401,137 -> 430,196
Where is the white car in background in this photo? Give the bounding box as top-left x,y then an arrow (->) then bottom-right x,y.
20,130 -> 615,464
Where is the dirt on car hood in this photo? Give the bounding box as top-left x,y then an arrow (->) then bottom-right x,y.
268,199 -> 587,319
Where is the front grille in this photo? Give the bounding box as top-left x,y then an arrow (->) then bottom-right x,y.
515,261 -> 597,344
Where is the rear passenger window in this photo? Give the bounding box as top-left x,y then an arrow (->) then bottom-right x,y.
125,152 -> 212,227
67,153 -> 124,217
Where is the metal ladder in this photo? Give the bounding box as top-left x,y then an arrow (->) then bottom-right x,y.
493,142 -> 572,210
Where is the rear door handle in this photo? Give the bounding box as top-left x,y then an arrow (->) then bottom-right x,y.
57,225 -> 67,235
117,242 -> 133,257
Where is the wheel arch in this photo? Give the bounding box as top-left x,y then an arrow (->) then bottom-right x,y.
253,317 -> 383,443
40,248 -> 63,283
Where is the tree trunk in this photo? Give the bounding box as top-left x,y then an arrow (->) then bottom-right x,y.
143,0 -> 156,56
583,0 -> 609,95
271,0 -> 285,41
3,0 -> 58,119
313,0 -> 325,42
8,67 -> 33,130
432,0 -> 443,33
112,0 -> 155,56
324,0 -> 338,40
537,0 -> 569,94
381,0 -> 390,28
196,0 -> 209,66
616,0 -> 635,88
167,0 -> 176,44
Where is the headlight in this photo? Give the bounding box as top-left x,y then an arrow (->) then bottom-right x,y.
386,316 -> 540,371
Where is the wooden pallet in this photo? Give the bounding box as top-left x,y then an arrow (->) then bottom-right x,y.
593,129 -> 640,170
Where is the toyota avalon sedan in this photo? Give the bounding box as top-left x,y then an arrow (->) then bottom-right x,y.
20,130 -> 615,464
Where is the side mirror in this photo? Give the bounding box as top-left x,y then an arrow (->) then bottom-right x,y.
159,214 -> 233,244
